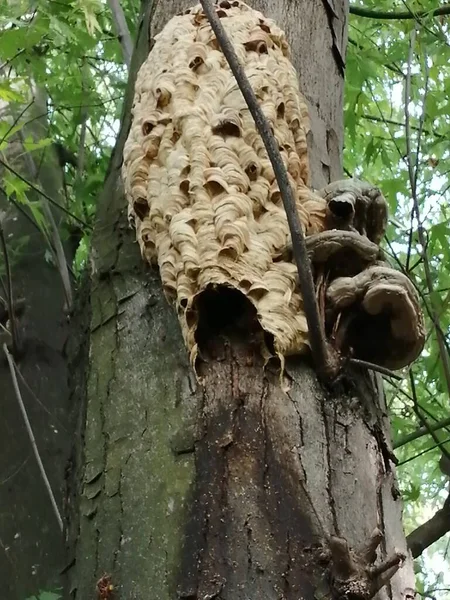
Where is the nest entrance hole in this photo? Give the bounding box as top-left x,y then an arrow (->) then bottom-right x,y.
194,285 -> 274,358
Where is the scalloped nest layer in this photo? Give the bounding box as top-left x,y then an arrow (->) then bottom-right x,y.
122,0 -> 328,363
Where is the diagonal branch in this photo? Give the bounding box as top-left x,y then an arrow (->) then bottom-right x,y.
394,416 -> 450,450
350,5 -> 450,20
407,494 -> 450,558
3,343 -> 63,532
360,113 -> 444,141
397,437 -> 450,467
199,0 -> 333,379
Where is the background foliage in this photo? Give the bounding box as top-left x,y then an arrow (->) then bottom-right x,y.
1,0 -> 449,598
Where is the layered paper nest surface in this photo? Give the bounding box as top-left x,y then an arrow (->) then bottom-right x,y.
122,1 -> 329,363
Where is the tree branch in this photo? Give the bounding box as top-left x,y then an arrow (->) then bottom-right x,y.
407,494 -> 450,558
3,343 -> 63,532
350,5 -> 450,20
348,358 -> 403,381
360,113 -> 444,140
397,436 -> 450,467
75,59 -> 88,189
107,0 -> 133,67
394,416 -> 450,450
199,0 -> 334,380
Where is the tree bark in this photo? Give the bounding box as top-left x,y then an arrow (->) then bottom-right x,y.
68,1 -> 415,599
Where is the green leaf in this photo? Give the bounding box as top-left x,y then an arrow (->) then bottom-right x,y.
22,136 -> 53,152
3,172 -> 30,203
0,120 -> 25,141
0,81 -> 25,103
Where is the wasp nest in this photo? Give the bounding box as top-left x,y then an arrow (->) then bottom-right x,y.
123,0 -> 328,363
122,0 -> 425,370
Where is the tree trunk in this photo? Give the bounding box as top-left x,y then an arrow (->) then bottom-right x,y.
68,1 -> 415,599
0,91 -> 74,599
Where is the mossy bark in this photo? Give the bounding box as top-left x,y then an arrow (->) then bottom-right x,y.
69,1 -> 415,599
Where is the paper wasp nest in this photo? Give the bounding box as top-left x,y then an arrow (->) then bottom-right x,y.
122,1 -> 425,370
123,0 -> 327,363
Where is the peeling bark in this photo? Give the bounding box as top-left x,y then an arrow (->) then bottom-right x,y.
68,1 -> 415,599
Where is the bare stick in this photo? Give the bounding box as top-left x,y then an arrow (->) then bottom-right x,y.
348,358 -> 403,381
397,436 -> 450,467
394,416 -> 450,450
3,343 -> 63,532
199,0 -> 332,379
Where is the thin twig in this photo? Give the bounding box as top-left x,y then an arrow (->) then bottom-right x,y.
360,113 -> 443,140
394,416 -> 450,450
14,362 -> 68,432
397,436 -> 450,467
0,49 -> 25,72
401,33 -> 423,267
409,370 -> 450,461
348,27 -> 405,78
348,358 -> 403,381
413,54 -> 430,190
404,27 -> 417,201
75,60 -> 89,192
0,157 -> 91,229
0,456 -> 30,486
199,0 -> 332,379
3,343 -> 63,532
0,100 -> 34,147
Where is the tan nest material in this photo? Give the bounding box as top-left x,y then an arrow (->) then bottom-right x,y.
123,0 -> 327,364
122,0 -> 425,372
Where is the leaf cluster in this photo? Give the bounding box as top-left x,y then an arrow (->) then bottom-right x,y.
346,1 -> 450,595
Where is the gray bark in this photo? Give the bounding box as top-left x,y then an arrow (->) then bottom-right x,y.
68,1 -> 414,599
